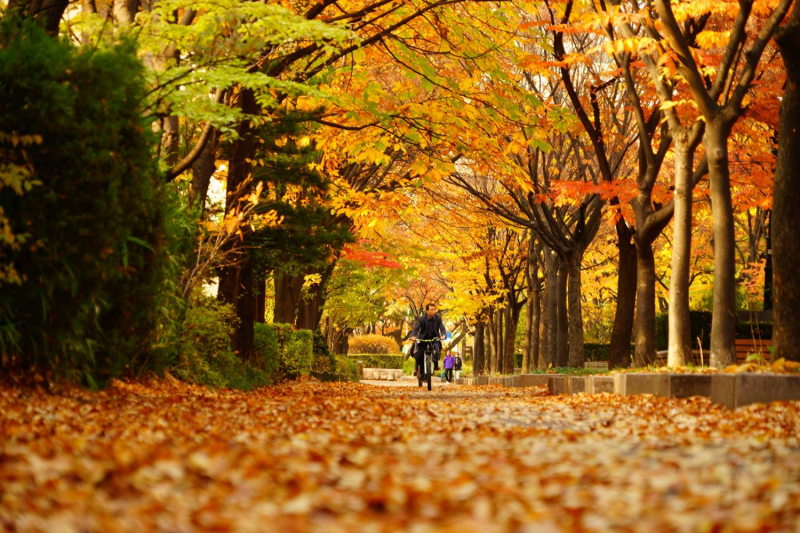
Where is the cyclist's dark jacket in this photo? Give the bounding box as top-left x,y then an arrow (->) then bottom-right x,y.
411,313 -> 446,340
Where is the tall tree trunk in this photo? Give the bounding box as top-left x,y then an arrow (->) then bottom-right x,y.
254,277 -> 266,324
474,319 -> 486,374
706,120 -> 737,367
556,259 -> 569,368
523,244 -> 541,372
503,300 -> 519,373
773,15 -> 800,362
217,91 -> 259,361
634,240 -> 657,366
274,273 -> 304,325
668,142 -> 695,366
764,210 -> 773,311
113,0 -> 139,24
609,221 -> 636,368
487,310 -> 495,374
542,251 -> 559,369
567,252 -> 585,368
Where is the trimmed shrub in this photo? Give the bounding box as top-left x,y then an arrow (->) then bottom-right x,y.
0,20 -> 167,386
347,354 -> 404,369
254,323 -> 314,382
176,298 -> 269,390
348,334 -> 400,354
584,343 -> 610,362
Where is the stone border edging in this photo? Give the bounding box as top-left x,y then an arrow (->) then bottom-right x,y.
453,372 -> 800,408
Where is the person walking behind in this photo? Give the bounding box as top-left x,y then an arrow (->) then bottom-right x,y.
454,352 -> 463,381
443,351 -> 456,383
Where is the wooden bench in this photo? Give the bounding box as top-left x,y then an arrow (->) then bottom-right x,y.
734,339 -> 772,364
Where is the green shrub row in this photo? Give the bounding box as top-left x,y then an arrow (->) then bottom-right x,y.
347,354 -> 405,369
313,356 -> 360,382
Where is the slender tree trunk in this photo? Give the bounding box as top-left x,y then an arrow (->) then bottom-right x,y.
474,319 -> 486,374
556,259 -> 569,368
296,263 -> 336,331
503,300 -> 519,373
542,251 -> 559,369
254,277 -> 266,324
706,120 -> 737,367
487,310 -> 495,374
609,221 -> 636,368
634,240 -> 657,366
567,252 -> 585,368
668,142 -> 694,367
523,246 -> 541,372
773,16 -> 800,362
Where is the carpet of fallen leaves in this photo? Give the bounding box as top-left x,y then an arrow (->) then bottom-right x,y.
2,379 -> 800,532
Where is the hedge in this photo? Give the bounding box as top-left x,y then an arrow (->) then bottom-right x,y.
254,323 -> 314,382
347,354 -> 404,369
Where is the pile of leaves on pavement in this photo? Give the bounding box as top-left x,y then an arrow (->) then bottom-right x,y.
2,379 -> 799,531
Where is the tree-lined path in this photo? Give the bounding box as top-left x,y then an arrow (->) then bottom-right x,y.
2,381 -> 798,531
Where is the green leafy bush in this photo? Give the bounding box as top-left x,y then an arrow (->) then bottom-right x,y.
347,354 -> 404,369
254,323 -> 313,382
312,329 -> 336,373
0,20 -> 168,386
176,298 -> 269,390
334,356 -> 360,382
348,334 -> 400,354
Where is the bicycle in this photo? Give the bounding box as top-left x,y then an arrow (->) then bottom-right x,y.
415,338 -> 439,391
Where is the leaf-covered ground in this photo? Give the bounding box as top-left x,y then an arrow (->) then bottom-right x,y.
2,380 -> 799,532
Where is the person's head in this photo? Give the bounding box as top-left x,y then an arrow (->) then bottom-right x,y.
425,303 -> 437,318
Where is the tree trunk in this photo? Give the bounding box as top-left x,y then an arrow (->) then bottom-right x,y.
503,300 -> 520,373
773,16 -> 800,362
296,263 -> 336,331
7,0 -> 69,34
608,221 -> 636,369
474,319 -> 486,374
486,310 -> 495,374
668,142 -> 694,367
556,259 -> 569,368
634,240 -> 657,366
523,246 -> 541,372
706,120 -> 737,367
541,251 -> 559,369
567,252 -> 584,368
113,0 -> 139,24
273,273 -> 304,325
188,130 -> 218,214
217,88 -> 258,360
254,277 -> 266,324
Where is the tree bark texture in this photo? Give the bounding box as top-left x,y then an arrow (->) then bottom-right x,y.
567,252 -> 584,368
634,241 -> 657,366
706,120 -> 737,367
608,221 -> 636,368
474,320 -> 486,375
773,14 -> 800,362
667,143 -> 694,367
556,259 -> 569,368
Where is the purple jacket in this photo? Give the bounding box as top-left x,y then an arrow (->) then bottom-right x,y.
443,355 -> 456,370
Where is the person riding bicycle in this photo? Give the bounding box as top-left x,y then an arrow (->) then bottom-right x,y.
410,303 -> 446,376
